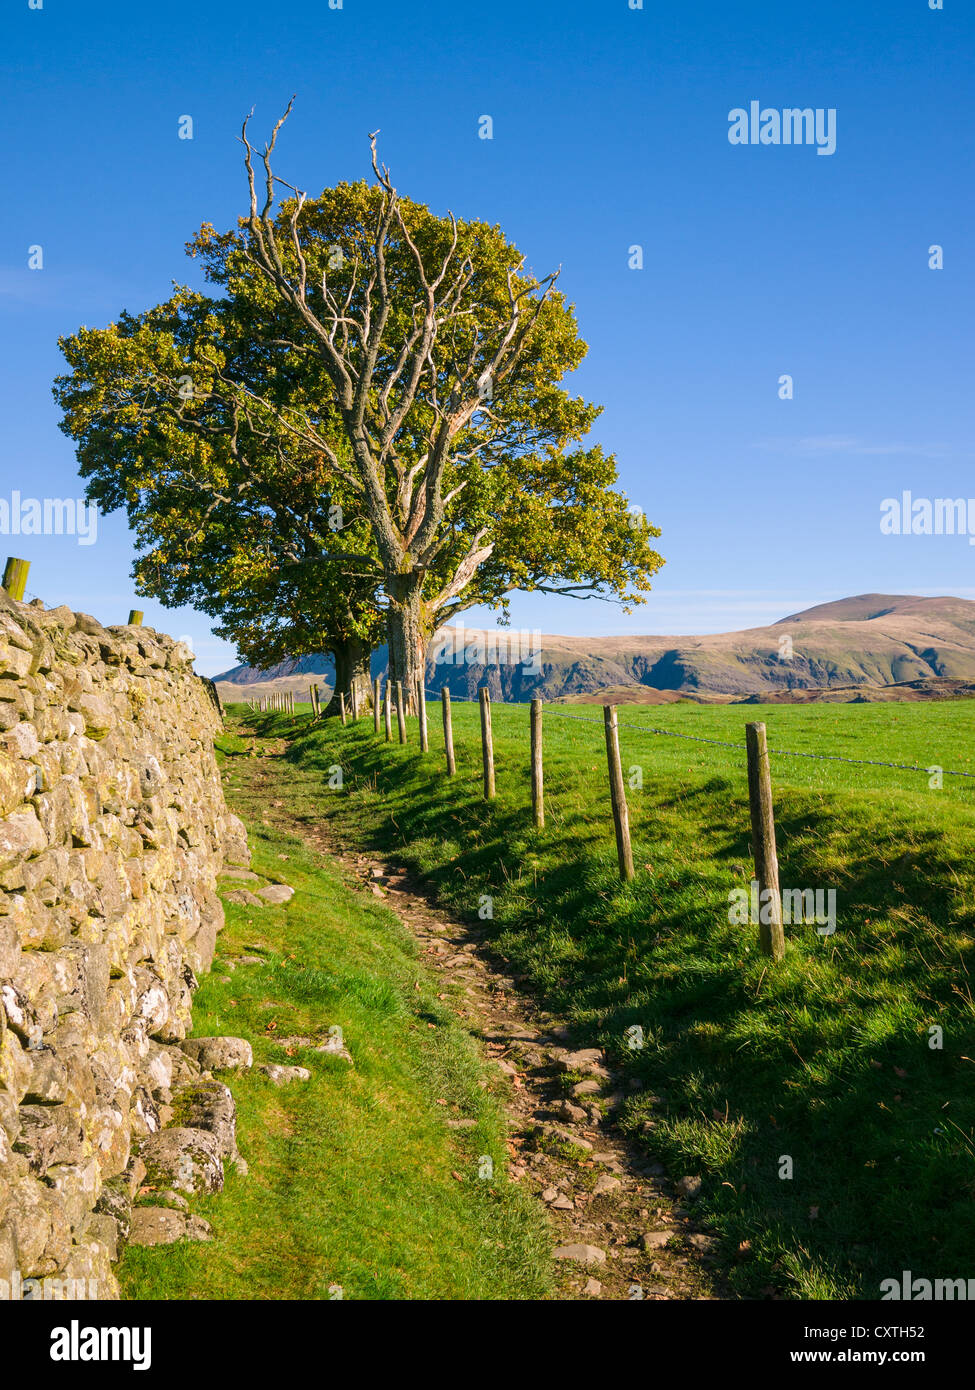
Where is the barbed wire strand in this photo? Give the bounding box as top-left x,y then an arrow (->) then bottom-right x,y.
420,685 -> 975,780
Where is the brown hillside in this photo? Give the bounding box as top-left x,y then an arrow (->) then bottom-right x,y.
215,593 -> 975,703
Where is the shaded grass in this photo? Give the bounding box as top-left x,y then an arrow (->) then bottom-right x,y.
232,697 -> 975,1301
117,733 -> 552,1301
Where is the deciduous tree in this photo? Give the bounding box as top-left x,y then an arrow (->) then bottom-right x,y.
55,104 -> 663,694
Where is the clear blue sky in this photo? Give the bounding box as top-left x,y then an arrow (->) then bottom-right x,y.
1,0 -> 971,673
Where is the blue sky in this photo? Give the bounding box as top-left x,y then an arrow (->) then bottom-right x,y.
1,0 -> 971,673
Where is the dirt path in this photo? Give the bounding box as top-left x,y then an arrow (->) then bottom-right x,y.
239,733 -> 727,1302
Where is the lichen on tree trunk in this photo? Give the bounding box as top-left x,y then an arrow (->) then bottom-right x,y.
386,578 -> 429,714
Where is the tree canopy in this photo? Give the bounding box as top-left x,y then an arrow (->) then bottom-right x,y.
55,104 -> 663,693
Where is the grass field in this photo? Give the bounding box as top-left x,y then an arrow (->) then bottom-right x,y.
231,694 -> 975,1300
118,723 -> 553,1301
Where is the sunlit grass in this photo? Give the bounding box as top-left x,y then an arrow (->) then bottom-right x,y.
118,745 -> 552,1302
229,695 -> 975,1300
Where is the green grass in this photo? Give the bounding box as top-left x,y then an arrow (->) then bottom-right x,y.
234,695 -> 975,1301
117,725 -> 553,1301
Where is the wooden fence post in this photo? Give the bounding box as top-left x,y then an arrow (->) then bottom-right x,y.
479,687 -> 496,800
442,687 -> 456,776
384,680 -> 392,741
373,677 -> 381,734
395,681 -> 407,744
417,679 -> 429,752
603,705 -> 635,882
2,557 -> 30,602
745,721 -> 785,961
531,697 -> 544,829
339,692 -> 347,726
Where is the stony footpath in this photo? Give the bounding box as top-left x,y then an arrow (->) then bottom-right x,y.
244,737 -> 724,1301
348,857 -> 722,1300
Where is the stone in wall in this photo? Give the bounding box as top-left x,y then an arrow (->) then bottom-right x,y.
0,592 -> 248,1298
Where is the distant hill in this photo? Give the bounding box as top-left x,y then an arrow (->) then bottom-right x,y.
737,676 -> 975,704
214,594 -> 975,704
214,652 -> 341,686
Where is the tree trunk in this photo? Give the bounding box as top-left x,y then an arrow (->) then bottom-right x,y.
386,579 -> 428,712
326,636 -> 373,717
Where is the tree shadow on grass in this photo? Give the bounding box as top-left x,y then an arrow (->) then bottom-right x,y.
267,712 -> 975,1299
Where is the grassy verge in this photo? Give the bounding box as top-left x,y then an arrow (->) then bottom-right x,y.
249,696 -> 975,1301
117,723 -> 552,1301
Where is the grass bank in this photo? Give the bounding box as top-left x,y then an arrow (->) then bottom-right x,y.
118,723 -> 552,1301
249,695 -> 975,1300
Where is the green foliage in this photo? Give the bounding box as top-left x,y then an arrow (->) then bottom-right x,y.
54,131 -> 663,671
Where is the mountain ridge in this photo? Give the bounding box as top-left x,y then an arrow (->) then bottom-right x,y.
213,593 -> 975,702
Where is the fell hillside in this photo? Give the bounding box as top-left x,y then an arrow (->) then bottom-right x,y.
214,593 -> 975,703
738,676 -> 975,704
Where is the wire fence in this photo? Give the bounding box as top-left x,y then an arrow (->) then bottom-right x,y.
420,686 -> 975,780
252,675 -> 975,962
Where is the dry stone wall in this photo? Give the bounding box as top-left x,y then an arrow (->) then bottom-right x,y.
0,591 -> 249,1297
